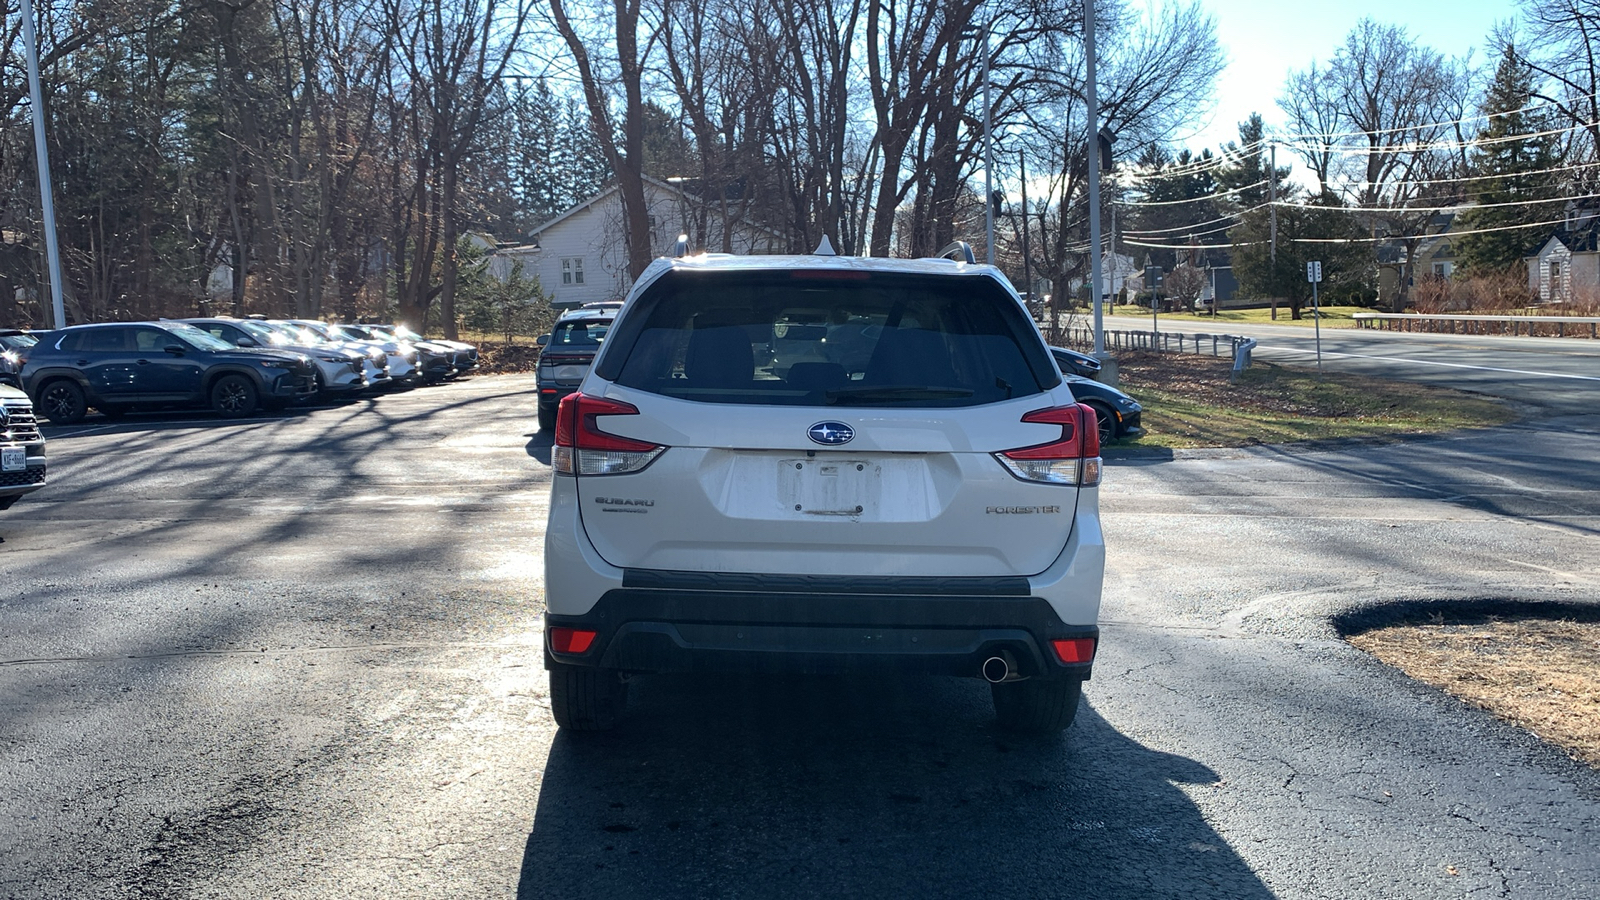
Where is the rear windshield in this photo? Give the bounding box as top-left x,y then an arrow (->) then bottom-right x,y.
549,318 -> 611,347
598,270 -> 1057,407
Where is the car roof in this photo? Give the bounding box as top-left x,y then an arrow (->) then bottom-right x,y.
653,252 -> 1004,278
60,320 -> 182,331
1063,375 -> 1132,399
626,252 -> 1018,306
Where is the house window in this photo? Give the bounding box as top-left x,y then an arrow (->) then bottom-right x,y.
1432,261 -> 1452,277
562,257 -> 585,285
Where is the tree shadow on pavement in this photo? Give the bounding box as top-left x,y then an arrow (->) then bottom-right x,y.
517,674 -> 1273,899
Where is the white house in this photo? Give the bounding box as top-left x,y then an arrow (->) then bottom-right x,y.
1525,203 -> 1600,303
493,175 -> 786,308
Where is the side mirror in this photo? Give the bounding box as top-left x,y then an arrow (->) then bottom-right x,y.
236,337 -> 258,347
164,344 -> 187,355
536,334 -> 550,346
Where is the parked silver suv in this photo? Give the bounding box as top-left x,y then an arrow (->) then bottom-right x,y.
543,247 -> 1105,732
0,383 -> 46,510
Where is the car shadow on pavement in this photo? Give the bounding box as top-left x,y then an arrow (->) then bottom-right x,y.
517,674 -> 1273,899
525,428 -> 553,465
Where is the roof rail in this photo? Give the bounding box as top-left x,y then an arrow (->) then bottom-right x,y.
937,241 -> 976,264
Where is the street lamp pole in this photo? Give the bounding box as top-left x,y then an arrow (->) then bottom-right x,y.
19,0 -> 67,330
1084,0 -> 1104,356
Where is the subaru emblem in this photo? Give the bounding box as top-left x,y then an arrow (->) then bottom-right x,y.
808,421 -> 854,445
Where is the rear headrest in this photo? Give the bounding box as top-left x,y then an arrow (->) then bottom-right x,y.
786,362 -> 847,392
684,326 -> 754,389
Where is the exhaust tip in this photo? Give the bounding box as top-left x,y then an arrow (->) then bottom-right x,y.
981,656 -> 1010,684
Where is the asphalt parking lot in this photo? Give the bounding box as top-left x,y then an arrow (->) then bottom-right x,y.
2,375 -> 1599,898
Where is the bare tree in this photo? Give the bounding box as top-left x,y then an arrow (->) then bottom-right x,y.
1517,0 -> 1600,166
546,0 -> 659,280
1280,20 -> 1474,310
1027,0 -> 1224,325
382,0 -> 534,336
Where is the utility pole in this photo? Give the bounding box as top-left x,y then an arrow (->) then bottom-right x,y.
982,27 -> 994,267
1019,151 -> 1031,307
1269,140 -> 1278,321
1085,0 -> 1104,358
20,0 -> 67,330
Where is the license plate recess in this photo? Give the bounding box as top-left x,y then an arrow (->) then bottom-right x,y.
779,458 -> 873,516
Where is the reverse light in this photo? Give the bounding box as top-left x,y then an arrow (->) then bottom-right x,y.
549,627 -> 598,654
1051,638 -> 1097,665
994,403 -> 1102,486
553,392 -> 666,476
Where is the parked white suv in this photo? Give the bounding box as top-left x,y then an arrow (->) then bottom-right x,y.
543,246 -> 1105,732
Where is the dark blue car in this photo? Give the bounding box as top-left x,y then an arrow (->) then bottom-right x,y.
20,321 -> 317,424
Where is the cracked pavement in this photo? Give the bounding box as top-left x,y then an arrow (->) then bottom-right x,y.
1,368 -> 1598,899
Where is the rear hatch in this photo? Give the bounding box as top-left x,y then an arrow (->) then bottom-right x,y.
540,316 -> 612,386
563,267 -> 1092,578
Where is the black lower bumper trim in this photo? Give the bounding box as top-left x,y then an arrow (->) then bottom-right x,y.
546,587 -> 1096,680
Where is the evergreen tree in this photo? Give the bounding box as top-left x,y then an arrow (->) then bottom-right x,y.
1230,190 -> 1372,317
1125,148 -> 1221,271
1454,43 -> 1559,276
1214,114 -> 1291,211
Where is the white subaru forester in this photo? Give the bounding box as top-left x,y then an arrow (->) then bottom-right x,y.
543,246 -> 1105,732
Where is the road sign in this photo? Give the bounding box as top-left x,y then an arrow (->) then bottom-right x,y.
1307,260 -> 1323,283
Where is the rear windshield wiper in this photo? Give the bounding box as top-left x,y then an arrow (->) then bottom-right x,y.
824,385 -> 975,404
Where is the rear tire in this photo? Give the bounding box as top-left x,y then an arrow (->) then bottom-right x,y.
992,677 -> 1083,733
210,374 -> 259,418
549,663 -> 628,731
39,380 -> 87,425
1085,401 -> 1116,446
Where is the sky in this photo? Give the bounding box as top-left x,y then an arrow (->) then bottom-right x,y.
1183,0 -> 1518,155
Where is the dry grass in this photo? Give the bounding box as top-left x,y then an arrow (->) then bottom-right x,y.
1348,618 -> 1600,769
1110,352 -> 1517,448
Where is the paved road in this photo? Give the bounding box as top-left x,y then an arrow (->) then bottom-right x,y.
1151,320 -> 1600,415
2,375 -> 1599,898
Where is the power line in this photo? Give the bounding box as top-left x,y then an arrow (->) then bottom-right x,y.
1271,189 -> 1600,217
1272,119 -> 1597,158
1120,204 -> 1265,236
1120,236 -> 1259,250
1276,91 -> 1592,144
1322,158 -> 1600,191
1114,179 -> 1268,207
1291,213 -> 1578,244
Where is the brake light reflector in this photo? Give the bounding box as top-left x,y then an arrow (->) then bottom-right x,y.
1051,638 -> 1096,664
994,403 -> 1102,486
550,627 -> 598,654
553,392 -> 666,476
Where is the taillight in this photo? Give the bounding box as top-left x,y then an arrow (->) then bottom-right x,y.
994,403 -> 1102,486
549,627 -> 598,654
1051,638 -> 1096,664
552,392 -> 666,476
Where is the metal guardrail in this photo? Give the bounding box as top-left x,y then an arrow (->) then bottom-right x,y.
1353,312 -> 1600,338
1067,327 -> 1259,381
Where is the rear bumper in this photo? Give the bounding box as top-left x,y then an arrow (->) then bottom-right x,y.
537,385 -> 578,410
544,581 -> 1096,680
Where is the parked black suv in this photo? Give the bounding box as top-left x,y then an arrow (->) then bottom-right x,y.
535,307 -> 613,431
21,321 -> 317,424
